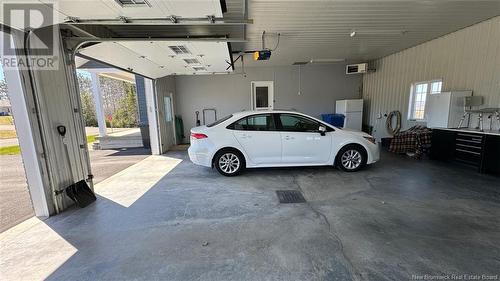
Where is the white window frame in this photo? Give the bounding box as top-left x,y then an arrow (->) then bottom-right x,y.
408,79 -> 442,121
251,81 -> 274,110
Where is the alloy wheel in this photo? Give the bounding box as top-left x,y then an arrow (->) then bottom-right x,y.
341,149 -> 362,170
218,153 -> 240,174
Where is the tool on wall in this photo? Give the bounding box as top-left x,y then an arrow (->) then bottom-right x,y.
203,108 -> 218,125
195,111 -> 201,126
56,125 -> 96,208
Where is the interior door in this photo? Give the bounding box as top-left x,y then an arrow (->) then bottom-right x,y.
230,114 -> 281,165
278,113 -> 332,164
251,81 -> 274,110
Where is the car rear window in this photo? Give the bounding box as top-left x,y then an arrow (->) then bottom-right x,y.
228,114 -> 275,131
206,115 -> 233,127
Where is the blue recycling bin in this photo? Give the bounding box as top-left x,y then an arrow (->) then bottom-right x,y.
321,114 -> 345,127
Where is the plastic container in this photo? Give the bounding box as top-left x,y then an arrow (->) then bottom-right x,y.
321,114 -> 345,127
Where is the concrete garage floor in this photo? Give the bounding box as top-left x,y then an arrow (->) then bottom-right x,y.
1,151 -> 499,280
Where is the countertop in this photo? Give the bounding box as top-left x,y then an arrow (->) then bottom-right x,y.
433,127 -> 500,136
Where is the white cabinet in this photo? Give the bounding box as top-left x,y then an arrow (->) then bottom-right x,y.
425,91 -> 472,128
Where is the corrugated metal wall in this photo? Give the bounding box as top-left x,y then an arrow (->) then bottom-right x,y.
363,16 -> 500,138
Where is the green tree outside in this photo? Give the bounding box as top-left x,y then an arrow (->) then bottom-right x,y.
77,71 -> 138,128
112,82 -> 138,128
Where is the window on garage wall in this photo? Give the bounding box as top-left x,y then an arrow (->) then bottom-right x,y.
408,80 -> 442,120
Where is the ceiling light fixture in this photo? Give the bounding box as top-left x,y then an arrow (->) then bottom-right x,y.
349,30 -> 407,36
309,58 -> 346,64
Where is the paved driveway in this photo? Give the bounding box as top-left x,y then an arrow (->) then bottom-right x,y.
0,154 -> 33,233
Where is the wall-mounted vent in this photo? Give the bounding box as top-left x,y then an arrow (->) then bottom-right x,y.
169,45 -> 191,55
114,0 -> 151,7
184,58 -> 200,64
346,63 -> 368,74
193,66 -> 206,71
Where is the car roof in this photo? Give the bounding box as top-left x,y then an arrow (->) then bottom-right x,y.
232,110 -> 304,117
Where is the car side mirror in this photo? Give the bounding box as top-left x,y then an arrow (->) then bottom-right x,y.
318,125 -> 326,136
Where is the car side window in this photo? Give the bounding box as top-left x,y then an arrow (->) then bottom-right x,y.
279,114 -> 320,132
228,114 -> 275,131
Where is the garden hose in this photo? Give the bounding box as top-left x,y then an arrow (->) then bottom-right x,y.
386,111 -> 402,135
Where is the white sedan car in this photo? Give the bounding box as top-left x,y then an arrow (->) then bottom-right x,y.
188,110 -> 379,176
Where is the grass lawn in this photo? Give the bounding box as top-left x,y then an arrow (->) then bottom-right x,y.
0,116 -> 13,125
0,130 -> 17,139
0,135 -> 97,155
86,135 -> 97,143
0,145 -> 21,155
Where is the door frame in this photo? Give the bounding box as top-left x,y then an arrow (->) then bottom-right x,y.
159,92 -> 176,152
250,81 -> 274,110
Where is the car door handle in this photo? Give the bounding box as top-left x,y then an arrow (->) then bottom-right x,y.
284,136 -> 295,140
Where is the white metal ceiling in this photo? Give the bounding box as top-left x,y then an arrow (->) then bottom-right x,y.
3,0 -> 500,74
239,0 -> 500,66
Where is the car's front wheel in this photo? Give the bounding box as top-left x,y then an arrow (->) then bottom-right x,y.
336,145 -> 367,172
214,149 -> 244,176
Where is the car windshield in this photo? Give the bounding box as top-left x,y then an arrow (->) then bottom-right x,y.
206,114 -> 233,127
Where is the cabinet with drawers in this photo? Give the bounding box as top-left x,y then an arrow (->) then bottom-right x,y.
431,129 -> 500,176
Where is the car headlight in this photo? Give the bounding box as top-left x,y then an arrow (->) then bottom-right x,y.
363,136 -> 376,144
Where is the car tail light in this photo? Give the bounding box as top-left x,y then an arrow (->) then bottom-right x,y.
191,133 -> 208,139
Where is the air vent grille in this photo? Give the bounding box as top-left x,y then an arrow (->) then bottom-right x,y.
193,66 -> 207,71
184,58 -> 200,64
169,45 -> 191,55
114,0 -> 151,7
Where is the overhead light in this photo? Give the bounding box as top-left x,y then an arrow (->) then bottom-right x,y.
309,58 -> 345,64
349,30 -> 407,36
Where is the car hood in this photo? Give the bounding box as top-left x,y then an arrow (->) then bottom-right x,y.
341,128 -> 372,138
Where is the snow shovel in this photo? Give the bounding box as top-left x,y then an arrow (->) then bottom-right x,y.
57,125 -> 96,208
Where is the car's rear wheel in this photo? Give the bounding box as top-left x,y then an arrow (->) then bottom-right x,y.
336,145 -> 367,172
214,149 -> 244,176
